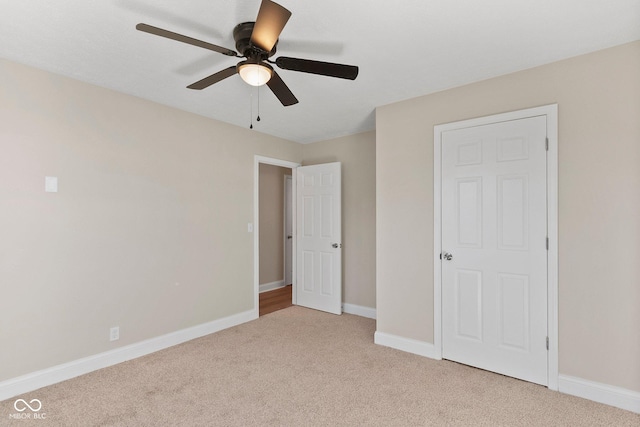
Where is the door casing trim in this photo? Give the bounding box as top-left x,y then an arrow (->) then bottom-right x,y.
433,105 -> 558,390
283,175 -> 293,289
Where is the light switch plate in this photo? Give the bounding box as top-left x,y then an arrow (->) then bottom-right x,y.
247,223 -> 253,233
45,176 -> 58,193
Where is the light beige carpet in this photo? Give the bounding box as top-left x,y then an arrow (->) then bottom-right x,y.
1,306 -> 638,426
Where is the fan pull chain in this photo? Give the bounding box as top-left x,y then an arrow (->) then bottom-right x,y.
249,90 -> 254,129
256,86 -> 261,122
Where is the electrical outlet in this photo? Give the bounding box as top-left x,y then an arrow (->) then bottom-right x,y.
110,326 -> 119,341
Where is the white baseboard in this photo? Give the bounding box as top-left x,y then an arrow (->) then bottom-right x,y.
0,309 -> 257,402
373,335 -> 640,414
342,303 -> 376,319
6,313 -> 637,416
374,331 -> 440,360
558,374 -> 640,414
259,280 -> 286,293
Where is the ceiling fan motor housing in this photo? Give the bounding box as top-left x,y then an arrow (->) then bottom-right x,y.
233,22 -> 277,59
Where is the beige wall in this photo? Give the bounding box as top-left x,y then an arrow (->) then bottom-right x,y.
0,59 -> 302,382
376,41 -> 640,392
258,164 -> 290,285
303,131 -> 376,309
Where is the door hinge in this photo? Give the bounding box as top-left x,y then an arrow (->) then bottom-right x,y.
546,237 -> 549,250
546,336 -> 549,350
545,137 -> 549,151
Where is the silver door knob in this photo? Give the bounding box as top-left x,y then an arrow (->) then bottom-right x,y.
442,252 -> 453,261
332,243 -> 342,248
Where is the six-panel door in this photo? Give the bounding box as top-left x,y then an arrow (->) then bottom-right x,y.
296,162 -> 342,315
441,117 -> 548,385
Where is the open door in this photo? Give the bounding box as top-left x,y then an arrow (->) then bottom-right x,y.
295,162 -> 342,314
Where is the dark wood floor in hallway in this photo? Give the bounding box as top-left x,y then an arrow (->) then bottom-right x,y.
259,285 -> 292,316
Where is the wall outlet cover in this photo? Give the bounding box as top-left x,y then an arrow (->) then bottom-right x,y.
109,327 -> 119,341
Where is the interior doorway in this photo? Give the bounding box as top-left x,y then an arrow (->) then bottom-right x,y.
253,156 -> 343,317
258,163 -> 292,316
254,156 -> 300,317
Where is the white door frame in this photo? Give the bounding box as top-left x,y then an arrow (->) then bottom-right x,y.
433,105 -> 559,390
254,156 -> 301,317
283,174 -> 293,287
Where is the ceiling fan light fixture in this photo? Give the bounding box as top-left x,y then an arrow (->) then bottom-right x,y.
238,61 -> 273,86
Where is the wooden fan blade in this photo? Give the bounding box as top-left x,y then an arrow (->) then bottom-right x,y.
266,71 -> 298,106
187,66 -> 238,90
250,0 -> 291,52
136,23 -> 238,57
275,57 -> 359,80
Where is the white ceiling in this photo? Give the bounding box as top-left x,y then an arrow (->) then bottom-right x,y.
2,1 -> 639,143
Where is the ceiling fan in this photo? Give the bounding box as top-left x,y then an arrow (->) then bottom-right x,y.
136,0 -> 359,106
